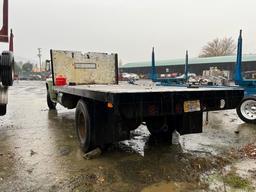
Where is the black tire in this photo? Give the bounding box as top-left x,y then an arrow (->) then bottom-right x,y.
236,97 -> 256,124
0,104 -> 6,116
0,51 -> 14,86
47,91 -> 56,110
146,117 -> 173,141
124,119 -> 141,131
75,99 -> 94,153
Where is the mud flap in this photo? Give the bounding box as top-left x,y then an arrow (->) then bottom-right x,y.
90,102 -> 130,147
174,112 -> 203,135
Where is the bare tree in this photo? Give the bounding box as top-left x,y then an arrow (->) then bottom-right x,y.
199,37 -> 236,57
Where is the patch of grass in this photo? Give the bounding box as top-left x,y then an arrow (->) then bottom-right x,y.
223,172 -> 251,189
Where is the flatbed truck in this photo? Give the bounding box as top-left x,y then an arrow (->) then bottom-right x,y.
46,50 -> 244,153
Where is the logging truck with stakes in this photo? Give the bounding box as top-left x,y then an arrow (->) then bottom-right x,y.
46,49 -> 244,153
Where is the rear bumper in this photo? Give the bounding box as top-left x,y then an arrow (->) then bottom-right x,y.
117,89 -> 244,119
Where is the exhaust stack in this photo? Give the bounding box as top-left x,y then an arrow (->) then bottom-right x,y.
0,0 -> 8,42
9,29 -> 13,51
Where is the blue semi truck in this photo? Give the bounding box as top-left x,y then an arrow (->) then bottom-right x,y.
235,30 -> 256,124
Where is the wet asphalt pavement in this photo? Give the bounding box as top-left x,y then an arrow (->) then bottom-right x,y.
0,81 -> 256,192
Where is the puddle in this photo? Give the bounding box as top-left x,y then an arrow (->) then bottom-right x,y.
141,181 -> 198,192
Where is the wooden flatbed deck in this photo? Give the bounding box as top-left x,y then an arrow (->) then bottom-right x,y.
54,83 -> 243,94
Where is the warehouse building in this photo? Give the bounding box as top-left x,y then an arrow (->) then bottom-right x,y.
120,54 -> 256,79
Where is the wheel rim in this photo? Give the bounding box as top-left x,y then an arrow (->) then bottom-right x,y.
240,100 -> 256,120
78,112 -> 87,142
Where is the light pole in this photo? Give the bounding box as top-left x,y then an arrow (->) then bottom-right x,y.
37,48 -> 42,72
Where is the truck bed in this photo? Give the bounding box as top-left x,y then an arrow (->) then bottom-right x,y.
55,83 -> 242,94
54,83 -> 243,111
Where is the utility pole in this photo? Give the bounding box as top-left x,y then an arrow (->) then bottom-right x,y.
37,48 -> 42,72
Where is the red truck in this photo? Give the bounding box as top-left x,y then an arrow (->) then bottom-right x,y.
0,0 -> 14,115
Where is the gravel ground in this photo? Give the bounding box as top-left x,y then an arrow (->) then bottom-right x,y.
0,80 -> 256,192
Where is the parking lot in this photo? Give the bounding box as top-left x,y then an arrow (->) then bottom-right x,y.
0,81 -> 256,192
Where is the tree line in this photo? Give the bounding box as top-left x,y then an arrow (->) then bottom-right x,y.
14,62 -> 34,75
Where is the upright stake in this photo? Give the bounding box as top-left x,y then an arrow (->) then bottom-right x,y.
151,47 -> 157,81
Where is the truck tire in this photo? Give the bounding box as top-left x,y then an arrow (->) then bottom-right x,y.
47,91 -> 56,110
0,51 -> 14,86
0,104 -> 6,116
146,117 -> 172,141
124,119 -> 141,131
75,99 -> 94,153
236,97 -> 256,124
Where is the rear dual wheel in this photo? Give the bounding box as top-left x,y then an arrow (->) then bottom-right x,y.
75,99 -> 94,153
146,117 -> 173,142
0,51 -> 14,86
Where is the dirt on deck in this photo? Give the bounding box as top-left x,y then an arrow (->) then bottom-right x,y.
0,81 -> 256,192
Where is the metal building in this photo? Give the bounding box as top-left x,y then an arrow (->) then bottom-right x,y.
120,55 -> 256,79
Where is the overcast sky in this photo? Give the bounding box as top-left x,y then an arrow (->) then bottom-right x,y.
1,0 -> 256,64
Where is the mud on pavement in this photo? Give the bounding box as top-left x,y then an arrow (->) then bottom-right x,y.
0,81 -> 256,192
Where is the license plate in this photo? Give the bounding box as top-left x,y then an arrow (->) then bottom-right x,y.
184,100 -> 201,112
